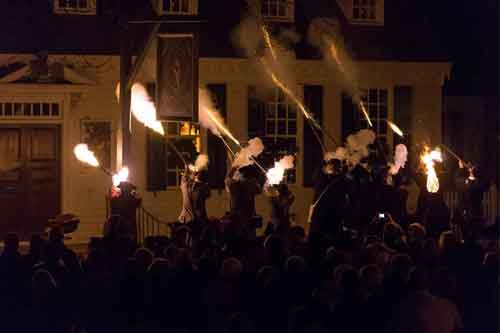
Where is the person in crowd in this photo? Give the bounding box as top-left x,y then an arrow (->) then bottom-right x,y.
179,168 -> 211,225
264,182 -> 295,238
309,157 -> 347,244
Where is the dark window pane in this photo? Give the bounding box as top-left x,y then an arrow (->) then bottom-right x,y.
14,103 -> 22,116
4,103 -> 12,116
266,120 -> 275,135
288,108 -> 297,119
42,103 -> 50,116
361,8 -> 367,18
51,103 -> 59,116
33,104 -> 41,116
69,0 -> 77,8
379,89 -> 388,104
277,104 -> 286,118
278,2 -> 286,16
78,0 -> 87,8
288,121 -> 297,135
354,0 -> 360,5
379,105 -> 387,118
353,8 -> 359,18
370,8 -> 376,19
181,0 -> 189,12
266,105 -> 275,118
163,0 -> 171,11
361,0 -> 368,5
369,104 -> 378,117
277,121 -> 286,135
167,122 -> 178,135
369,89 -> 378,102
23,103 -> 31,116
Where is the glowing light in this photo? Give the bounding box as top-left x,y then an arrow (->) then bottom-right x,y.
261,25 -> 278,61
123,83 -> 164,135
112,167 -> 129,187
421,147 -> 443,193
386,120 -> 404,137
203,106 -> 241,146
266,155 -> 295,185
74,144 -> 99,167
359,102 -> 373,128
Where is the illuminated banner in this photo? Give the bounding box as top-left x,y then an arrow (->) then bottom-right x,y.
157,34 -> 198,121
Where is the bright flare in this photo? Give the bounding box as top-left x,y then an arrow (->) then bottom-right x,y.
266,155 -> 295,185
421,147 -> 443,193
204,107 -> 241,146
386,120 -> 404,137
128,83 -> 164,135
261,25 -> 278,61
74,144 -> 99,167
359,102 -> 373,128
112,167 -> 129,187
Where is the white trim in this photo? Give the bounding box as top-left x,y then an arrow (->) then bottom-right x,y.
53,0 -> 97,15
159,0 -> 198,15
261,0 -> 295,22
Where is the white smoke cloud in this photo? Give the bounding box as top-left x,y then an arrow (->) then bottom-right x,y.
389,144 -> 408,175
233,137 -> 265,168
194,154 -> 209,172
198,88 -> 222,137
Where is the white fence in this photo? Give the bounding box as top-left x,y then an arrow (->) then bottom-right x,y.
444,186 -> 499,225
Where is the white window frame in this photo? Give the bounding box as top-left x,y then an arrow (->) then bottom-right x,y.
160,0 -> 198,15
264,88 -> 297,184
360,88 -> 389,142
261,0 -> 294,22
0,98 -> 63,120
53,0 -> 97,15
165,121 -> 200,188
352,0 -> 377,22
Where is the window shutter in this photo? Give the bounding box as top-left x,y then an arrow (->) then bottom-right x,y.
248,86 -> 266,139
303,85 -> 323,187
393,86 -> 413,181
206,84 -> 227,189
146,82 -> 167,191
341,92 -> 361,142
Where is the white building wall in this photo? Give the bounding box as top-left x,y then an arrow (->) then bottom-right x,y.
0,54 -> 450,243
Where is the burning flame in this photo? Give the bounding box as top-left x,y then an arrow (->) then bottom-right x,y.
266,155 -> 295,185
421,147 -> 443,193
74,144 -> 99,167
386,120 -> 404,137
112,167 -> 129,187
359,102 -> 373,128
116,83 -> 164,135
204,107 -> 241,146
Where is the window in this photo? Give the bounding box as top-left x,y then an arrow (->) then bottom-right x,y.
353,0 -> 376,21
165,121 -> 200,188
162,0 -> 198,15
261,0 -> 294,21
0,101 -> 61,119
360,88 -> 388,143
263,88 -> 297,183
53,0 -> 97,15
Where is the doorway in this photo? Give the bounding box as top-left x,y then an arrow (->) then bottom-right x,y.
0,125 -> 61,239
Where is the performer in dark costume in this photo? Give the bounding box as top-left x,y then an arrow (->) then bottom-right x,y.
309,157 -> 347,243
455,161 -> 488,218
108,181 -> 142,241
178,169 -> 211,224
264,183 -> 295,237
344,161 -> 375,232
226,165 -> 263,237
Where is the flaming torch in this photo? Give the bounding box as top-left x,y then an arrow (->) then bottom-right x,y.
421,147 -> 443,193
112,167 -> 129,187
74,144 -> 99,167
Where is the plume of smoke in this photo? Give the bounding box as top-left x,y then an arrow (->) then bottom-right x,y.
389,144 -> 408,175
233,137 -> 264,168
346,129 -> 376,165
324,147 -> 348,162
198,88 -> 222,137
194,154 -> 209,172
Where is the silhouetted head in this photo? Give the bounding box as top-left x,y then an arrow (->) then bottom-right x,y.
3,232 -> 19,253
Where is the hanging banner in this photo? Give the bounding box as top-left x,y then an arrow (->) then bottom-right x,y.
157,34 -> 198,121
